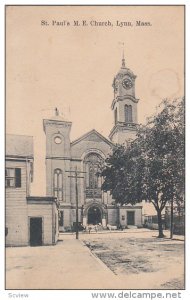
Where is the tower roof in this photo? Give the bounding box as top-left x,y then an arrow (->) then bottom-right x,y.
115,54 -> 136,79
43,107 -> 71,126
49,107 -> 70,122
43,108 -> 72,133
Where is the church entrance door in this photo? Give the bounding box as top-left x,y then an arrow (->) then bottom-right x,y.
88,206 -> 102,225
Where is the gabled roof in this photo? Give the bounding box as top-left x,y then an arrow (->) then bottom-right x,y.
71,129 -> 114,147
6,134 -> 33,157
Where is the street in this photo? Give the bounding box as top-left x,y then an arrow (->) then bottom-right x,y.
6,229 -> 184,289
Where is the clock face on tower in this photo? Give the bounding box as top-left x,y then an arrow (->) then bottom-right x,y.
122,78 -> 133,90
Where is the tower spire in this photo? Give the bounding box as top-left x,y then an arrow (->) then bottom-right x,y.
121,43 -> 126,68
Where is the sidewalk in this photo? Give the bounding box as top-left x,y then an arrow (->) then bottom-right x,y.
6,239 -> 119,289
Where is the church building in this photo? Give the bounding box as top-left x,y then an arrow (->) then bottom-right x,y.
43,56 -> 142,231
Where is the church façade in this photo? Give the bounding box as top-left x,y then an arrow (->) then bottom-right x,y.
43,56 -> 142,231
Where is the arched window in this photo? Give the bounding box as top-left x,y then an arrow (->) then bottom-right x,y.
125,104 -> 133,123
53,169 -> 63,201
84,153 -> 103,198
114,108 -> 118,125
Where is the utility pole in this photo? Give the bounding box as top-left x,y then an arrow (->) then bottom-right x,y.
66,167 -> 85,239
170,198 -> 174,239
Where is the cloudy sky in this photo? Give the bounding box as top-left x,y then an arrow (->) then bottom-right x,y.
6,6 -> 184,194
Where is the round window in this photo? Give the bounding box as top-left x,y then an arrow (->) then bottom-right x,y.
54,136 -> 62,144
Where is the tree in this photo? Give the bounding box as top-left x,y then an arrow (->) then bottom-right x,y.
141,98 -> 184,237
101,143 -> 145,205
102,98 -> 184,238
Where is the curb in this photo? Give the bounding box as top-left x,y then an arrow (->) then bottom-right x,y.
80,240 -> 116,276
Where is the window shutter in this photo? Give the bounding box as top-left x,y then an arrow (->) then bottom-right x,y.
15,168 -> 21,187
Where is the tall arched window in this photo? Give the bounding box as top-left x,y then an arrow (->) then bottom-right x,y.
125,104 -> 133,123
53,169 -> 63,201
84,153 -> 103,198
114,108 -> 118,125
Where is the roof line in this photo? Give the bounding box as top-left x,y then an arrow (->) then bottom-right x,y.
71,129 -> 114,147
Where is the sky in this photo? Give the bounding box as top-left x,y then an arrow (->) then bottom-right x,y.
6,5 -> 184,195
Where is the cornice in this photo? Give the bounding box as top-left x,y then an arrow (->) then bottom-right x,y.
109,122 -> 137,140
111,95 -> 139,110
43,119 -> 72,133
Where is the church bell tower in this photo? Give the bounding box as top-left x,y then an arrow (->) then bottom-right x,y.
43,108 -> 72,203
109,54 -> 139,145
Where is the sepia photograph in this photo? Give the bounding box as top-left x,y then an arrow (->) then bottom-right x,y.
5,5 -> 185,291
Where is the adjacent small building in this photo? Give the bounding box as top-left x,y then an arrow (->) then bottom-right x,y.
27,196 -> 59,246
5,134 -> 59,246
